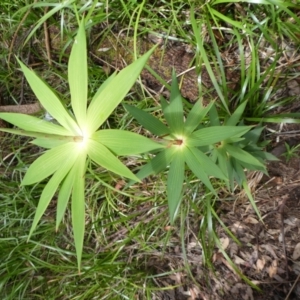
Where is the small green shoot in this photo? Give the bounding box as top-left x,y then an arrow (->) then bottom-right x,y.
281,142 -> 300,162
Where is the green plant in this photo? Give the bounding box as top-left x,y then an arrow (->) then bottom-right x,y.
281,142 -> 300,162
208,102 -> 278,216
125,72 -> 274,223
0,19 -> 162,271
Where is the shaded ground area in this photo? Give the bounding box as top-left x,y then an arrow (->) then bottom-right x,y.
137,124 -> 300,300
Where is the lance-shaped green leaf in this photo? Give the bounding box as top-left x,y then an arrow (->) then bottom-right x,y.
56,168 -> 74,231
86,46 -> 157,134
31,138 -> 67,149
167,153 -> 185,223
87,139 -> 139,182
187,146 -> 227,180
129,147 -> 177,185
184,101 -> 214,135
71,152 -> 87,272
224,144 -> 266,169
242,125 -> 264,145
186,126 -> 252,147
27,152 -> 79,241
162,71 -> 184,134
17,59 -> 81,135
0,128 -> 81,143
91,130 -> 163,155
208,103 -> 221,126
69,19 -> 87,130
225,101 -> 248,126
0,113 -> 73,136
22,142 -> 81,185
124,104 -> 170,136
184,147 -> 217,195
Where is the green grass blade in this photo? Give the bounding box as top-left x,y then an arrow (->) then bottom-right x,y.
71,153 -> 87,272
17,59 -> 81,135
87,139 -> 139,182
22,142 -> 80,185
187,126 -> 251,147
162,71 -> 184,135
212,230 -> 259,290
184,101 -> 214,135
91,130 -> 163,155
208,7 -> 253,35
23,0 -> 77,45
86,47 -> 156,134
27,153 -> 79,241
167,153 -> 185,224
190,11 -> 229,113
69,19 -> 87,131
124,104 -> 170,136
0,113 -> 73,135
242,181 -> 262,221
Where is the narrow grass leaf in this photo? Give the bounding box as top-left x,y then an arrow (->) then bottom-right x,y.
187,126 -> 251,147
184,148 -> 217,195
225,144 -> 265,168
211,207 -> 241,246
22,142 -> 79,185
242,181 -> 262,221
28,154 -> 79,241
86,47 -> 156,134
87,139 -> 139,182
209,8 -> 253,35
91,130 -> 163,155
163,72 -> 184,134
124,104 -> 170,136
167,153 -> 185,224
71,153 -> 87,272
212,230 -> 259,290
17,59 -> 81,135
69,20 -> 87,129
0,113 -> 73,135
190,12 -> 229,113
23,0 -> 76,45
184,101 -> 214,135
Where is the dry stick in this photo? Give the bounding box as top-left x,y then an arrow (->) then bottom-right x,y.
0,103 -> 42,114
278,195 -> 289,279
284,273 -> 300,300
19,42 -> 33,105
8,0 -> 38,66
